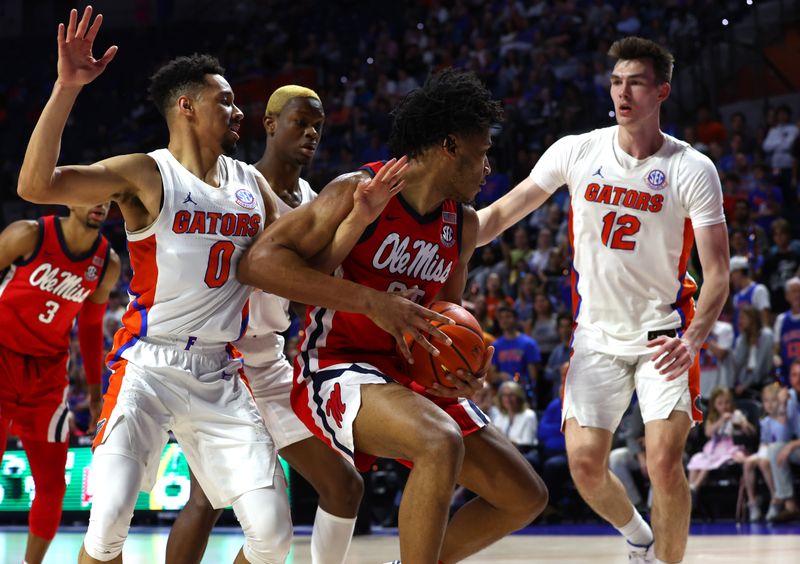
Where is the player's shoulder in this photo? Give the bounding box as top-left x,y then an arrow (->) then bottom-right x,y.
0,218 -> 41,242
549,126 -> 614,158
318,170 -> 370,198
662,133 -> 716,172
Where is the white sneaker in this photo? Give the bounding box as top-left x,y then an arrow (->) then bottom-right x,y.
749,502 -> 763,522
627,541 -> 655,563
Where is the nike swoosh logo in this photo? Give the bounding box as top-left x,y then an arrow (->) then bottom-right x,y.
385,215 -> 400,221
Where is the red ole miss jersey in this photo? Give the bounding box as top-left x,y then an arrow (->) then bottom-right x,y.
296,161 -> 463,385
0,216 -> 109,356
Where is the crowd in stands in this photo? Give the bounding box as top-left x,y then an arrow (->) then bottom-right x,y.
2,0 -> 800,525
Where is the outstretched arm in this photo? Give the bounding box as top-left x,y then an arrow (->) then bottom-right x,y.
476,175 -> 552,247
649,222 -> 730,380
239,169 -> 451,359
16,7 -> 156,215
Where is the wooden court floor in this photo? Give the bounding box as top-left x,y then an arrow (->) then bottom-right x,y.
1,527 -> 798,563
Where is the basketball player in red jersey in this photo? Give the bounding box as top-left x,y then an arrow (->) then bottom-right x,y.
0,203 -> 120,564
18,7 -> 428,564
240,69 -> 548,564
167,86 -> 364,564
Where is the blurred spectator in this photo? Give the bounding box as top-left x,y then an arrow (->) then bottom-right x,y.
473,381 -> 499,421
695,105 -> 727,146
687,387 -> 755,498
742,383 -> 790,522
528,227 -> 555,273
774,278 -> 800,385
700,319 -> 736,399
514,273 -> 538,324
492,305 -> 541,405
467,244 -> 505,293
762,219 -> 800,312
609,401 -> 648,513
485,272 -> 515,326
493,380 -> 538,469
544,313 -> 572,402
729,200 -> 769,257
728,111 -> 756,154
766,360 -> 800,522
537,395 -> 568,517
762,106 -> 799,200
731,255 -> 771,333
732,306 -> 775,398
528,290 -> 559,358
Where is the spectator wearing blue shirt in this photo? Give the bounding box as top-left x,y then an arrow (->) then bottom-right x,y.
492,305 -> 542,406
538,396 -> 568,515
767,360 -> 800,522
774,277 -> 800,385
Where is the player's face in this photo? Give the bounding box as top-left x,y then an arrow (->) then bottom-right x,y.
196,74 -> 243,156
447,130 -> 492,204
610,59 -> 669,126
72,202 -> 110,229
268,97 -> 325,166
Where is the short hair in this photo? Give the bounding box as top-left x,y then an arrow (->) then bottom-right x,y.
265,85 -> 321,116
148,54 -> 225,118
388,68 -> 503,158
772,218 -> 791,235
496,304 -> 517,318
786,276 -> 800,292
608,37 -> 674,84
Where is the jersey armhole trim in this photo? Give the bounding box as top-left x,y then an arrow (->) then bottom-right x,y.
15,217 -> 46,267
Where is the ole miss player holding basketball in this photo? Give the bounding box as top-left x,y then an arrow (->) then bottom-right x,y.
0,203 -> 120,564
240,69 -> 547,564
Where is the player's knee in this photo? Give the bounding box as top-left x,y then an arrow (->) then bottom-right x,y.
417,419 -> 464,468
83,506 -> 132,561
315,462 -> 364,514
646,447 -> 684,487
29,477 -> 67,540
568,449 -> 606,492
240,511 -> 293,564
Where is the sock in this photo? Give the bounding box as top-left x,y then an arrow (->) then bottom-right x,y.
655,560 -> 680,564
311,506 -> 357,564
616,507 -> 654,547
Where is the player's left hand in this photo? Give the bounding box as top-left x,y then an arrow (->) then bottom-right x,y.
352,156 -> 408,223
647,335 -> 698,381
427,345 -> 495,399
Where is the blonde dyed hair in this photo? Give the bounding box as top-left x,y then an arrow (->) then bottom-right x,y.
265,85 -> 321,116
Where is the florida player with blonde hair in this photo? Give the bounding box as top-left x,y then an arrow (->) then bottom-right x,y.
167,85 -> 364,564
239,68 -> 547,564
0,203 -> 120,564
17,7 -> 418,563
476,37 -> 730,563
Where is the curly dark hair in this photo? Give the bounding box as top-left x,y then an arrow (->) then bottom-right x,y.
388,69 -> 503,158
148,54 -> 225,117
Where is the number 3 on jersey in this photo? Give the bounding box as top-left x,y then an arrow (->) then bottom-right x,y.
204,241 -> 235,288
601,211 -> 641,251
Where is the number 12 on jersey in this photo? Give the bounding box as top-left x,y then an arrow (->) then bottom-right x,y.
601,211 -> 641,251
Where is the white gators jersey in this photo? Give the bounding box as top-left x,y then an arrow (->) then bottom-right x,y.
119,149 -> 266,344
530,126 -> 725,354
235,177 -> 317,366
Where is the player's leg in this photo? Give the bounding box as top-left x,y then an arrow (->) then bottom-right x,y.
636,354 -> 695,562
165,469 -> 223,564
280,437 -> 363,564
439,424 -> 547,562
644,411 -> 691,563
353,382 -> 465,564
254,359 -> 362,564
22,438 -> 69,564
565,419 -> 636,526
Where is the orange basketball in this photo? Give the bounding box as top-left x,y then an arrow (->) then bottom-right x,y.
400,301 -> 487,389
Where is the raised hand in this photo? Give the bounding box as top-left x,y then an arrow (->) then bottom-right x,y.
352,156 -> 409,224
366,287 -> 453,361
57,6 -> 118,88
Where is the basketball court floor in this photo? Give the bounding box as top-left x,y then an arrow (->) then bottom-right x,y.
1,523 -> 798,563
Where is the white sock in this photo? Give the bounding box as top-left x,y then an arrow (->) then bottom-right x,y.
310,506 -> 357,564
616,507 -> 654,547
655,560 -> 680,564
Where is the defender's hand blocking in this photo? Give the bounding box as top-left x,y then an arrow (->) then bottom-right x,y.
427,345 -> 495,399
367,288 -> 453,361
647,335 -> 699,381
352,156 -> 409,224
57,6 -> 118,88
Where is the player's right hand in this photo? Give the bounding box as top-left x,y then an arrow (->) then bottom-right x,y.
57,6 -> 118,88
367,288 -> 453,361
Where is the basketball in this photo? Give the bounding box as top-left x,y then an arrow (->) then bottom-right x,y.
401,301 -> 487,389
